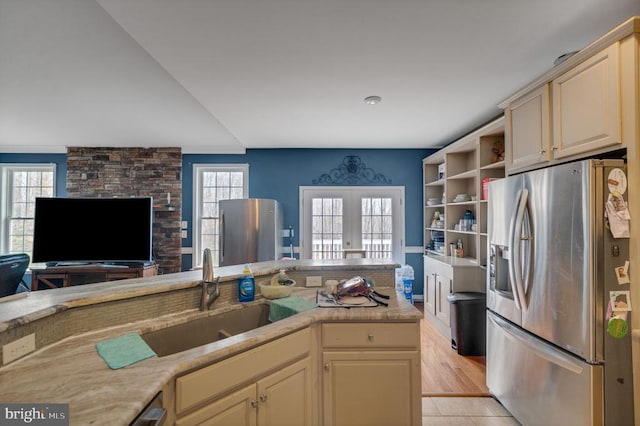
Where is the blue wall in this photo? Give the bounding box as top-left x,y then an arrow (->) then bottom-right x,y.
183,148 -> 433,294
1,148 -> 434,295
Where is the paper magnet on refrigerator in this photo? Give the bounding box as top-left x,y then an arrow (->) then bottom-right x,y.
615,261 -> 630,285
610,290 -> 632,312
605,168 -> 631,238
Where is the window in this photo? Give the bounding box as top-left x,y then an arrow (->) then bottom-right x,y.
300,186 -> 404,264
193,164 -> 248,268
310,197 -> 343,259
361,196 -> 394,259
0,164 -> 56,262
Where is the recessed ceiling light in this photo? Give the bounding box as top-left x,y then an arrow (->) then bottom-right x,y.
364,95 -> 382,105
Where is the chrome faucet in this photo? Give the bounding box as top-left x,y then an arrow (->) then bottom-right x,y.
200,248 -> 220,311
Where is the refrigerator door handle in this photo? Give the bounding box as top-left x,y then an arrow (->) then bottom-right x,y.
507,190 -> 523,311
219,211 -> 225,264
488,313 -> 583,374
511,189 -> 529,311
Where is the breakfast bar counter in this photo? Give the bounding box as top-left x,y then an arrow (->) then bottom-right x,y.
0,259 -> 422,425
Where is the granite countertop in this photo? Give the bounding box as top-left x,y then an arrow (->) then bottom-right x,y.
0,258 -> 399,331
0,259 -> 418,425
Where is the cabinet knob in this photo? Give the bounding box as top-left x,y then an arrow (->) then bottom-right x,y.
368,333 -> 374,341
259,394 -> 268,403
324,363 -> 330,371
551,146 -> 558,151
251,399 -> 258,408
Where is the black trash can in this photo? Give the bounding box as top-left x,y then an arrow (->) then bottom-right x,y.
447,292 -> 486,356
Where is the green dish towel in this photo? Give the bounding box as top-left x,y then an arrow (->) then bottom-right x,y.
269,297 -> 317,322
96,333 -> 156,369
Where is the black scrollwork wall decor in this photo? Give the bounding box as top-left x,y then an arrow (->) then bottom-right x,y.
312,155 -> 392,185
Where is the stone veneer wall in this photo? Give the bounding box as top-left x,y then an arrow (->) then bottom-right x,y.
66,147 -> 182,274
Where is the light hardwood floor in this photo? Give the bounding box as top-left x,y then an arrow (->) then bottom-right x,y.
416,302 -> 489,396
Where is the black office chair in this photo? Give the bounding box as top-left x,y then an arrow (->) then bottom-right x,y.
0,253 -> 30,298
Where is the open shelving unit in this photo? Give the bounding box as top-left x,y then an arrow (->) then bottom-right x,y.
422,116 -> 505,336
423,116 -> 505,267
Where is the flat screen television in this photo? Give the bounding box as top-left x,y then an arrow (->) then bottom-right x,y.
32,197 -> 153,266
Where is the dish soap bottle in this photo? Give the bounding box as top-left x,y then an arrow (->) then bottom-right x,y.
238,264 -> 255,302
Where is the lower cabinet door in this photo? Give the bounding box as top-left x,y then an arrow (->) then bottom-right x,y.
435,274 -> 452,327
424,272 -> 437,316
175,358 -> 313,426
322,351 -> 421,426
175,383 -> 257,426
257,358 -> 313,426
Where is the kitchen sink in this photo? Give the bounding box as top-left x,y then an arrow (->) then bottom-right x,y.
141,303 -> 271,357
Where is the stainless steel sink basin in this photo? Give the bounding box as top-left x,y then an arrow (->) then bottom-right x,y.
141,303 -> 270,357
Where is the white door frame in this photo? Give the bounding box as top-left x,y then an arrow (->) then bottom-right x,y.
299,186 -> 405,264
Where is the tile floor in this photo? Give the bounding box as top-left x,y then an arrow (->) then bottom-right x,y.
422,397 -> 521,425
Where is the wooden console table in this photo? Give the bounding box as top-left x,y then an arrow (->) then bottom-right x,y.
31,264 -> 158,291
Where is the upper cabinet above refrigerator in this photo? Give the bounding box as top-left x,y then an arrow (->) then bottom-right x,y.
499,17 -> 640,175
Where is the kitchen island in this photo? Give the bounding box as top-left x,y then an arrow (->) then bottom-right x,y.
0,259 -> 422,425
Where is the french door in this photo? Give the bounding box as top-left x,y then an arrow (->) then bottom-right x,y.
299,186 -> 405,264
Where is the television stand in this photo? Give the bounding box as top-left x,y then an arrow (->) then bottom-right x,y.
31,263 -> 158,291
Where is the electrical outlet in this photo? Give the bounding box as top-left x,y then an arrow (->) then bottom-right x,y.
306,276 -> 322,287
3,333 -> 36,364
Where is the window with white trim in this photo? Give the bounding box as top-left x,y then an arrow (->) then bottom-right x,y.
300,186 -> 405,264
193,164 -> 248,268
0,164 -> 56,262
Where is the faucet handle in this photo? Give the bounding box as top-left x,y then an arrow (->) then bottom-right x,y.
203,248 -> 215,282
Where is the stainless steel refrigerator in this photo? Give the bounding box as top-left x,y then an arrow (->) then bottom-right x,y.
218,199 -> 283,267
486,159 -> 633,425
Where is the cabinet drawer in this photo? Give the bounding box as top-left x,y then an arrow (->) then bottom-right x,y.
176,328 -> 310,415
322,322 -> 419,349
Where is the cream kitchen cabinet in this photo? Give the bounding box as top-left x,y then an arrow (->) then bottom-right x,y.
506,44 -> 622,174
175,358 -> 312,426
500,23 -> 636,174
552,43 -> 621,159
423,257 -> 453,330
434,269 -> 452,328
173,328 -> 314,426
504,84 -> 551,171
423,266 -> 437,317
321,322 -> 421,426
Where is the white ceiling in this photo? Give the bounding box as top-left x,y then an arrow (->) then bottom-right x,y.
1,0 -> 639,154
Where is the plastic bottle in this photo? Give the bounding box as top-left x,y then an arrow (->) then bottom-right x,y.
395,265 -> 414,304
395,265 -> 412,293
238,264 -> 255,302
403,278 -> 414,304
